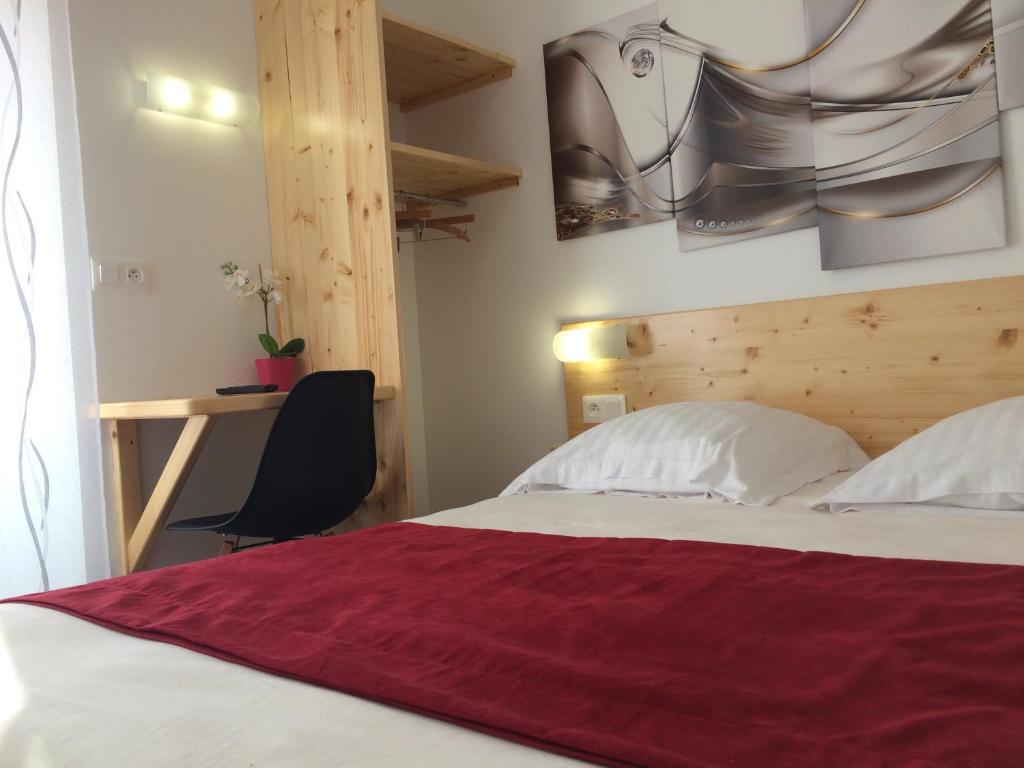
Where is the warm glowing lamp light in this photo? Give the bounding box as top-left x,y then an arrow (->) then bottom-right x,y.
159,77 -> 192,109
552,325 -> 631,363
208,89 -> 238,120
143,72 -> 257,126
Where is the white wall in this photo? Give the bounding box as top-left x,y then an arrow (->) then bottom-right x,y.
383,0 -> 1024,514
68,0 -> 275,569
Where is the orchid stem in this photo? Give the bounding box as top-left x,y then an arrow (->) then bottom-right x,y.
259,264 -> 271,338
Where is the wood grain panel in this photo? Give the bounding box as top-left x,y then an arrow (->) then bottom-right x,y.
110,419 -> 142,575
99,387 -> 395,420
563,277 -> 1024,456
381,11 -> 516,112
255,0 -> 410,523
391,142 -> 522,199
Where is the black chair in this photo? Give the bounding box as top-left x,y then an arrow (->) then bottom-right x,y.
167,370 -> 377,552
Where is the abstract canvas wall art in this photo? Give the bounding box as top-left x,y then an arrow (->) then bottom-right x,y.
543,0 -> 1009,270
659,0 -> 819,252
543,3 -> 674,240
809,0 -> 1006,268
993,0 -> 1024,109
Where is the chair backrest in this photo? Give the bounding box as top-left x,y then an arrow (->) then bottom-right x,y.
239,370 -> 377,538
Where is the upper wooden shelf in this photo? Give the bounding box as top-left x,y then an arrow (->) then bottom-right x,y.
99,386 -> 396,420
391,141 -> 522,199
381,12 -> 516,113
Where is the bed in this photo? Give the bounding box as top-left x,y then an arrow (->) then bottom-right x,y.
3,474 -> 1024,767
4,277 -> 1024,767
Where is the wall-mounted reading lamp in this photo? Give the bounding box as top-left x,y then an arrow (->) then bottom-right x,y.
552,324 -> 649,363
142,72 -> 258,126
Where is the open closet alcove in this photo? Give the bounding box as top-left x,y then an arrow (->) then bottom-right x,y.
253,0 -> 520,524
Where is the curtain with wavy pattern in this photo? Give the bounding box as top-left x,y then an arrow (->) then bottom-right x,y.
0,0 -> 106,599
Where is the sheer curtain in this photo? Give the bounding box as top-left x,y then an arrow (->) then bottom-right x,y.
0,0 -> 106,599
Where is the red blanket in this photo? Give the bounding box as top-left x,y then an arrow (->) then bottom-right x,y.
8,523 -> 1024,767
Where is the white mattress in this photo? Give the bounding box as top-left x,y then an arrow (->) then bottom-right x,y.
3,473 -> 1024,768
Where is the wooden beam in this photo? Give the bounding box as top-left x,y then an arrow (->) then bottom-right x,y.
254,0 -> 411,522
126,415 -> 216,572
110,420 -> 142,575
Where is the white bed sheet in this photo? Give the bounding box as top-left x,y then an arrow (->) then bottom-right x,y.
3,473 -> 1023,768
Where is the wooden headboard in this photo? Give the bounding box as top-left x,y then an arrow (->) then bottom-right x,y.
562,276 -> 1024,457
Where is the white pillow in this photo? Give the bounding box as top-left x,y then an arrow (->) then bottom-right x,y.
811,396 -> 1024,514
501,401 -> 868,505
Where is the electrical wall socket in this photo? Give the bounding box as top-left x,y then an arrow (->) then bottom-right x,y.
92,259 -> 152,289
582,394 -> 627,424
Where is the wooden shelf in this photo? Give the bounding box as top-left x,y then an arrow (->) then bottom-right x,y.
381,12 -> 516,113
391,141 -> 521,200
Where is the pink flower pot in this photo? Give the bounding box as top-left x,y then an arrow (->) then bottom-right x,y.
255,357 -> 295,392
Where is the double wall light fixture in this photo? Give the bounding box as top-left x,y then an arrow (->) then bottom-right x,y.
142,72 -> 258,126
552,323 -> 649,363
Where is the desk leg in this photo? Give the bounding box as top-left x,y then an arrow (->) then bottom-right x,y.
111,419 -> 143,575
126,414 -> 217,573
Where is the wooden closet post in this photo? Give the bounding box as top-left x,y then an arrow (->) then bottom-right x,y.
253,0 -> 411,525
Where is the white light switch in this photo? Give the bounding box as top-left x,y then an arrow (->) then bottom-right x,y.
95,260 -> 120,286
92,259 -> 151,290
582,394 -> 626,424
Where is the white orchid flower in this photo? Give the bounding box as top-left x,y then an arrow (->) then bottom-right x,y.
220,263 -> 290,348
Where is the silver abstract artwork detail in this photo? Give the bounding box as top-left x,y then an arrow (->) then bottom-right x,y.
993,0 -> 1024,109
543,0 -> 1010,269
544,4 -> 675,241
659,0 -> 820,252
810,0 -> 1005,268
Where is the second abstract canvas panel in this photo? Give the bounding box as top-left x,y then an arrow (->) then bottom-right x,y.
543,0 -> 1011,270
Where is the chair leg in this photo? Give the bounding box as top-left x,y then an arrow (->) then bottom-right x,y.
219,536 -> 240,556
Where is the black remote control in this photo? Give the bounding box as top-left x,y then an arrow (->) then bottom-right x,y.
216,384 -> 280,396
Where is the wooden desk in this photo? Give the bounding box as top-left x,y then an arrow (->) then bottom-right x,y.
100,387 -> 395,574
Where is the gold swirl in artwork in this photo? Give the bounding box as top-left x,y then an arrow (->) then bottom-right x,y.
819,160 -> 1001,219
957,40 -> 996,80
556,203 -> 641,240
703,0 -> 866,73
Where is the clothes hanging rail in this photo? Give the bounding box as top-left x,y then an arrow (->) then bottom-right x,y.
394,189 -> 468,209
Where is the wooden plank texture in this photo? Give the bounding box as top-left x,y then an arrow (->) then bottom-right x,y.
254,0 -> 411,524
391,141 -> 522,199
563,277 -> 1024,457
381,11 -> 515,112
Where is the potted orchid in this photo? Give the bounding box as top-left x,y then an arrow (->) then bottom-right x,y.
222,261 -> 305,391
